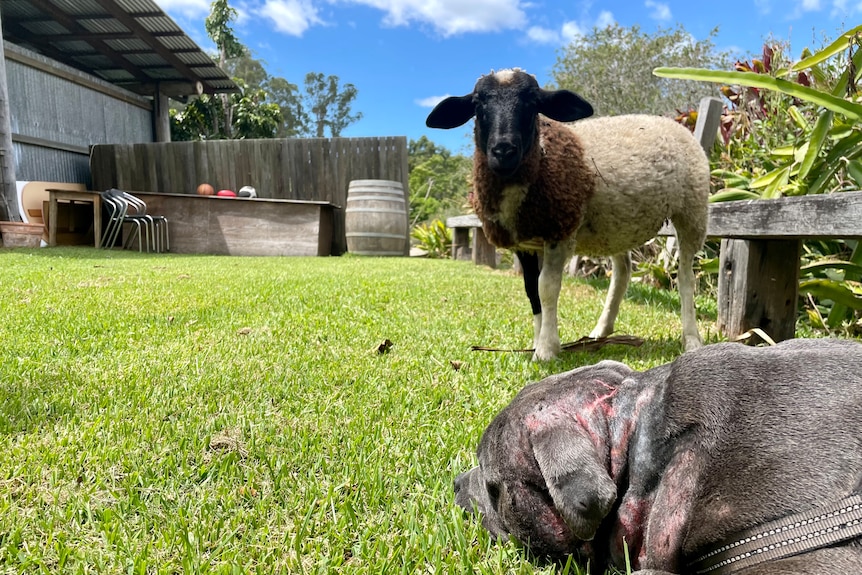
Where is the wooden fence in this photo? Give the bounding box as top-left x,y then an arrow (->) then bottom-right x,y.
89,136 -> 410,255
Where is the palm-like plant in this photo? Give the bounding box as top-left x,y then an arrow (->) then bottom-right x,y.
655,27 -> 862,332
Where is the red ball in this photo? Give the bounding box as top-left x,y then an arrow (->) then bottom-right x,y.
196,183 -> 214,196
216,190 -> 237,197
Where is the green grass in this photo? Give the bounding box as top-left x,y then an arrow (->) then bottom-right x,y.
0,248 -> 717,574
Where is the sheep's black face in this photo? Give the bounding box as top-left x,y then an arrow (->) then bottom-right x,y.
473,71 -> 542,178
425,68 -> 595,178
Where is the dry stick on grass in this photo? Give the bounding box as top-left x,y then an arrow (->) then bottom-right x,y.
471,334 -> 645,353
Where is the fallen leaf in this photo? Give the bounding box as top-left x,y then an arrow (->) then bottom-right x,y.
375,339 -> 393,354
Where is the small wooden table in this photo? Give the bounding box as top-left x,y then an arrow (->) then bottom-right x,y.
46,189 -> 102,248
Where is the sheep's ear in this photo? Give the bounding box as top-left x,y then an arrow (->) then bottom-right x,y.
531,424 -> 616,541
537,89 -> 594,122
426,95 -> 476,129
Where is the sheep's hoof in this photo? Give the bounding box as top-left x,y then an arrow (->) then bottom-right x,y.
532,344 -> 560,362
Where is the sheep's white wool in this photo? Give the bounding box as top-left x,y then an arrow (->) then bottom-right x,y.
498,183 -> 529,238
489,67 -> 532,85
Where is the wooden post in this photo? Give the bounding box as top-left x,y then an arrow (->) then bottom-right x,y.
717,238 -> 801,342
694,97 -> 723,153
0,17 -> 20,222
472,227 -> 497,268
153,85 -> 171,143
451,227 -> 470,260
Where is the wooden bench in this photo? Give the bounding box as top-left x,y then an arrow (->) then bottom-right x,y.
447,213 -> 498,267
707,192 -> 862,342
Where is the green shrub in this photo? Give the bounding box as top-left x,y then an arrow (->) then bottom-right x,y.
656,26 -> 862,331
411,219 -> 452,258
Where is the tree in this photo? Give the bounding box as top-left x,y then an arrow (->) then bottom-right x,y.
171,2 -> 362,140
170,83 -> 281,141
263,76 -> 304,137
551,24 -> 731,117
223,52 -> 304,137
205,0 -> 245,137
407,136 -> 471,224
229,80 -> 282,139
223,52 -> 269,89
301,73 -> 362,137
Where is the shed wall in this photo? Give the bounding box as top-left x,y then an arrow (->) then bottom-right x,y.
5,42 -> 153,186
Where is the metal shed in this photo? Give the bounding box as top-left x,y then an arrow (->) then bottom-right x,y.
0,0 -> 238,220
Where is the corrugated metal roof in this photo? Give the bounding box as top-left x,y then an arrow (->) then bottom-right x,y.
0,0 -> 239,97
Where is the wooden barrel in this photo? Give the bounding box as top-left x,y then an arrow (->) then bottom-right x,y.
345,180 -> 407,256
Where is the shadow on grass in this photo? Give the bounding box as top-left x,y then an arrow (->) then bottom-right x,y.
5,246 -> 202,260
474,336 -> 690,375
580,276 -> 718,322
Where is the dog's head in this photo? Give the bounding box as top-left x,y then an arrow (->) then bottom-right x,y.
455,360 -> 634,559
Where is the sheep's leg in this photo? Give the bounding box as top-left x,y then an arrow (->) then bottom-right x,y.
534,242 -> 568,361
516,251 -> 543,349
589,252 -> 632,339
676,235 -> 703,351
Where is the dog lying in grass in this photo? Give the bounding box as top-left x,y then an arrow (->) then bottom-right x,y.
455,339 -> 862,574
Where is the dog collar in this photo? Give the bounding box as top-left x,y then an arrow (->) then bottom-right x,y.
687,493 -> 862,574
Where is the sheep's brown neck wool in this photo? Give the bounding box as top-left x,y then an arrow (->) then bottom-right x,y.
472,118 -> 595,250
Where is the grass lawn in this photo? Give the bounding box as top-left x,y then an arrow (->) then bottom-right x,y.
0,248 -> 719,574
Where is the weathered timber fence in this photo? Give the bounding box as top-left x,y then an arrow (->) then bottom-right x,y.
89,136 -> 410,255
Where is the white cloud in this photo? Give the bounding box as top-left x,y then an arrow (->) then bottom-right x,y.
154,0 -> 210,18
526,26 -> 561,44
416,95 -> 451,108
754,0 -> 771,14
800,0 -> 822,9
258,0 -> 324,37
645,0 -> 672,21
521,15 -> 608,46
596,10 -> 616,28
561,21 -> 585,43
344,0 -> 527,36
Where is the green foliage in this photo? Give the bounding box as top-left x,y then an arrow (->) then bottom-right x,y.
205,0 -> 244,65
170,80 -> 282,141
302,72 -> 363,137
551,24 -> 730,116
172,1 -> 362,140
655,27 -> 862,330
230,81 -> 282,138
408,137 -> 472,225
410,219 -> 452,258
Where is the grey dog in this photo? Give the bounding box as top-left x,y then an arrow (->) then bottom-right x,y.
455,339 -> 862,574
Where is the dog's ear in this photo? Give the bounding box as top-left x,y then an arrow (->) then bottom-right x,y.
531,424 -> 616,541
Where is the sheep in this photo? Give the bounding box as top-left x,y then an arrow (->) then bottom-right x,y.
425,68 -> 709,360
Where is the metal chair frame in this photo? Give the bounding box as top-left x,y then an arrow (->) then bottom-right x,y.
100,189 -> 169,252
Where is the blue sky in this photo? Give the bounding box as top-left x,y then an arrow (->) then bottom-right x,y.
156,0 -> 859,154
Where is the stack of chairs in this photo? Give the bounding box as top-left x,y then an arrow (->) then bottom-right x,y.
101,189 -> 169,252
